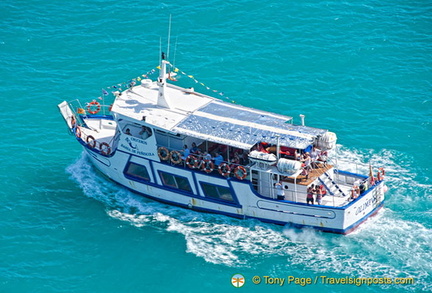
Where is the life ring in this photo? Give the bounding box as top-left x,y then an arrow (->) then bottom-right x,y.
201,159 -> 214,173
86,135 -> 96,148
170,150 -> 182,164
218,162 -> 231,177
233,166 -> 247,180
75,126 -> 81,138
100,142 -> 111,155
157,147 -> 170,161
87,100 -> 101,115
186,155 -> 199,169
71,115 -> 76,128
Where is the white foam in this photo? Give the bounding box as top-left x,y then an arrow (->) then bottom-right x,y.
66,151 -> 432,290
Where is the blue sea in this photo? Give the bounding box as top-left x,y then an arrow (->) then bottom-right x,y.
1,0 -> 431,292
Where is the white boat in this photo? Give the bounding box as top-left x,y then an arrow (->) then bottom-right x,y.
58,53 -> 387,234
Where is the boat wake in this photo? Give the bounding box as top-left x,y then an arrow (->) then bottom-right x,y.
66,150 -> 431,291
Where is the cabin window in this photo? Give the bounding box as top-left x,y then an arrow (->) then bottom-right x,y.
159,171 -> 192,193
200,183 -> 234,202
124,162 -> 150,182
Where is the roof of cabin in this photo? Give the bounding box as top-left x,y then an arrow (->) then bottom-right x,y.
111,81 -> 327,149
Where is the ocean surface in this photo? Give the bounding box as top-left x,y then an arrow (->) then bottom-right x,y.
1,0 -> 431,292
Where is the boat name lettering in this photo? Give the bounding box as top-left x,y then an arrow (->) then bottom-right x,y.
120,143 -> 155,157
129,136 -> 147,145
355,192 -> 379,216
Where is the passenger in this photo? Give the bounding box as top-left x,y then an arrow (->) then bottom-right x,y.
238,149 -> 247,165
318,150 -> 328,165
350,185 -> 360,200
139,126 -> 151,139
125,128 -> 132,135
359,181 -> 367,194
301,166 -> 309,180
182,145 -> 190,160
275,182 -> 285,200
213,152 -> 224,166
310,146 -> 321,167
306,185 -> 314,205
230,153 -> 240,169
203,151 -> 212,160
302,153 -> 312,171
315,185 -> 323,205
294,150 -> 302,161
191,142 -> 199,154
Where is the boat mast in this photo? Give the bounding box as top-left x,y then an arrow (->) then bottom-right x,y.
157,16 -> 174,109
157,53 -> 173,109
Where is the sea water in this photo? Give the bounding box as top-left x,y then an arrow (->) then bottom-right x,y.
0,0 -> 431,292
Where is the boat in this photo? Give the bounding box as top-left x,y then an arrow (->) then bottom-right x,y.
58,52 -> 387,234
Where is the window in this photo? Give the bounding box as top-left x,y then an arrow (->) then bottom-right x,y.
124,162 -> 150,182
200,182 -> 234,203
159,171 -> 192,193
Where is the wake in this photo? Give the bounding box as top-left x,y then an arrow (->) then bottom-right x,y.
66,150 -> 432,291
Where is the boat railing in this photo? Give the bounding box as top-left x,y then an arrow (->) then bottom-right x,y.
74,125 -> 117,156
274,188 -> 344,207
68,99 -> 113,120
156,146 -> 250,180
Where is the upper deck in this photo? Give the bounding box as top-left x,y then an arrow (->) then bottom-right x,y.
111,77 -> 329,150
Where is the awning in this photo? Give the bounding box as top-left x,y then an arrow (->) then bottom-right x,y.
172,100 -> 327,150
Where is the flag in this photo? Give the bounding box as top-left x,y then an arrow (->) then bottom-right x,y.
102,89 -> 109,96
369,164 -> 375,185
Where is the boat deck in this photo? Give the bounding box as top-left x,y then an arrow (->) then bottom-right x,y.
281,188 -> 351,207
280,162 -> 353,207
283,162 -> 333,186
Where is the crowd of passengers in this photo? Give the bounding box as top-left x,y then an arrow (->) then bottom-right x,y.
181,142 -> 249,168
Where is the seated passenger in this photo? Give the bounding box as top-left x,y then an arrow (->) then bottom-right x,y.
139,126 -> 152,139
213,152 -> 224,166
182,145 -> 190,160
191,142 -> 199,154
318,150 -> 328,163
229,153 -> 240,169
203,151 -> 212,160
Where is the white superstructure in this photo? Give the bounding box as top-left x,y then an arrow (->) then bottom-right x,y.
58,53 -> 387,234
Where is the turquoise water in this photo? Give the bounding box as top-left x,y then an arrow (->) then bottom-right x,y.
1,0 -> 431,292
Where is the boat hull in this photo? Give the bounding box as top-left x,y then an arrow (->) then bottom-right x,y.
82,145 -> 385,234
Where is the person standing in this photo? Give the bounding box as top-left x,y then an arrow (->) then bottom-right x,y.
275,182 -> 285,200
306,185 -> 314,205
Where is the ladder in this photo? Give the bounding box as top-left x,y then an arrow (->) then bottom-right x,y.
318,172 -> 347,197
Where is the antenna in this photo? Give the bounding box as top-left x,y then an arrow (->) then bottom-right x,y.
159,37 -> 162,63
173,36 -> 178,68
166,14 -> 172,59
